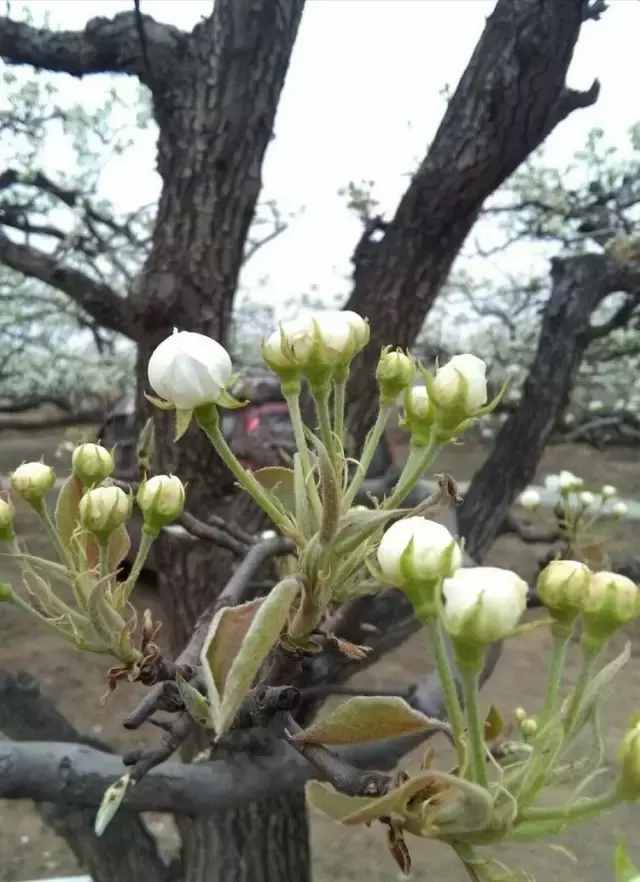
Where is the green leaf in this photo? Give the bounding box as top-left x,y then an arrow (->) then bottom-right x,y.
54,475 -> 83,553
293,453 -> 316,538
94,773 -> 132,836
108,525 -> 131,572
484,705 -> 504,742
334,507 -> 406,556
574,641 -> 631,730
175,408 -> 193,441
615,840 -> 640,882
176,672 -> 214,729
200,577 -> 300,737
253,467 -> 296,516
292,696 -> 448,746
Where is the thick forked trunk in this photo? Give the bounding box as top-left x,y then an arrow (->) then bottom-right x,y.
130,5 -> 311,879
180,793 -> 310,882
345,0 -> 595,442
459,254 -> 628,560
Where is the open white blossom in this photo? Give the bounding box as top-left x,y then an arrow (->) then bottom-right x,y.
518,488 -> 541,511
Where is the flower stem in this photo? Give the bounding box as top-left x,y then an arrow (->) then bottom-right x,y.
40,503 -> 75,571
518,787 -> 619,825
459,663 -> 489,789
117,530 -> 156,606
197,406 -> 290,529
333,373 -> 348,449
384,438 -> 441,509
564,644 -> 599,736
311,383 -> 336,464
98,537 -> 110,582
539,625 -> 572,729
344,404 -> 392,508
284,390 -> 322,521
425,615 -> 467,773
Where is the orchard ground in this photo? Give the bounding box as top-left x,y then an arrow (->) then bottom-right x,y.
1,425 -> 639,882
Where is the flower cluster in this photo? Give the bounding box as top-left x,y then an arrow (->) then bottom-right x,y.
3,445 -> 185,664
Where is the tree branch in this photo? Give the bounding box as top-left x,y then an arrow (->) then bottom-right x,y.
345,0 -> 600,441
0,670 -> 168,882
0,232 -> 135,338
0,11 -> 185,84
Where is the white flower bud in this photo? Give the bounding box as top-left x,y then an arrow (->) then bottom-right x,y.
0,498 -> 14,541
544,473 -> 560,493
514,707 -> 527,723
521,718 -> 538,737
431,354 -> 488,418
376,347 -> 414,403
79,486 -> 131,536
442,567 -> 528,646
262,310 -> 369,380
581,570 -> 638,645
579,491 -> 596,508
537,560 -> 591,623
518,488 -> 541,511
72,443 -> 114,486
377,516 -> 461,595
137,475 -> 185,534
564,413 -> 575,426
601,484 -> 617,499
612,501 -> 628,518
148,330 -> 233,410
11,462 -> 56,507
559,470 -> 584,492
588,399 -> 604,412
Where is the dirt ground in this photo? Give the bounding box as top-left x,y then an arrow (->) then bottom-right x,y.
0,426 -> 639,882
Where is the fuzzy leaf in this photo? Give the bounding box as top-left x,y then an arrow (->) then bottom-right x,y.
54,475 -> 83,553
200,577 -> 300,737
292,696 -> 448,746
176,672 -> 214,729
253,467 -> 296,516
334,507 -> 406,556
108,525 -> 131,571
573,641 -> 631,729
293,453 -> 316,538
615,841 -> 640,882
95,773 -> 132,836
484,705 -> 504,742
306,771 -> 450,827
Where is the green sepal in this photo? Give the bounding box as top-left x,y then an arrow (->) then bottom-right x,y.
215,387 -> 248,410
144,392 -> 175,411
174,408 -> 194,441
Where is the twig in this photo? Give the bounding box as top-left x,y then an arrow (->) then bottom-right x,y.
124,535 -> 295,729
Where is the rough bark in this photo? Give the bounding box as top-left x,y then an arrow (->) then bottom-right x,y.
345,0 -> 598,441
180,794 -> 310,882
0,670 -> 168,882
459,253 -> 640,559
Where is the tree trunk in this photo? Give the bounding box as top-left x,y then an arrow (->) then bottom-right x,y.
459,253 -> 625,559
179,792 -> 310,882
345,0 -> 596,443
130,6 -> 311,879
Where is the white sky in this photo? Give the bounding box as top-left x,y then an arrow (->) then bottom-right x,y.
7,0 -> 640,316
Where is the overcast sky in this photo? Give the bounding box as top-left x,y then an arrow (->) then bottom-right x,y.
7,1 -> 640,315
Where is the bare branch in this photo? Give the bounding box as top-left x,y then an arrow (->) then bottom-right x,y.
0,11 -> 185,84
0,409 -> 103,431
0,232 -> 135,338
